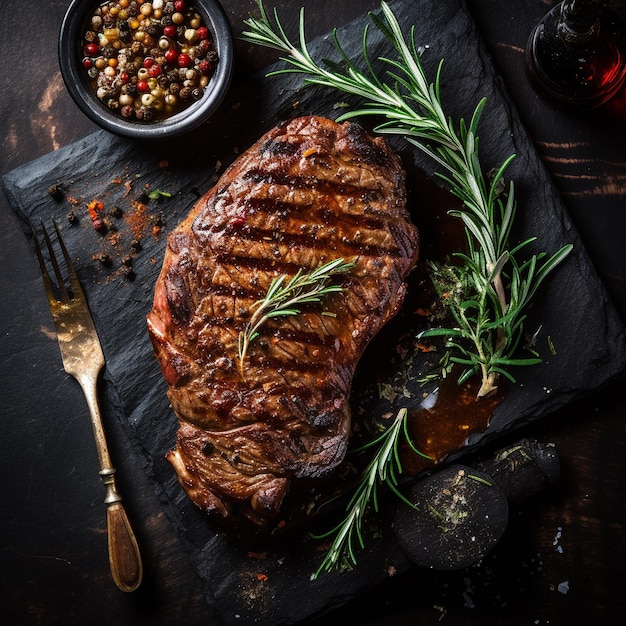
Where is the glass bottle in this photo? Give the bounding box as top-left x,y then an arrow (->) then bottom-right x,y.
526,0 -> 626,109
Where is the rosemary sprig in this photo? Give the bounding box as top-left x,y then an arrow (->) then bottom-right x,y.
309,408 -> 431,580
237,257 -> 356,377
242,0 -> 573,578
241,0 -> 573,397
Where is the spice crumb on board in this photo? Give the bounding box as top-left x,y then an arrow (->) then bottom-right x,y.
59,175 -> 170,280
247,551 -> 269,560
125,199 -> 150,240
91,252 -> 112,267
88,199 -> 106,231
47,183 -> 64,201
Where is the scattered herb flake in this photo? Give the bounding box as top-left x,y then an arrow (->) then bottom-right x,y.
147,189 -> 173,200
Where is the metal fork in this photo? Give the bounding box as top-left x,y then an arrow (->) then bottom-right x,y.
32,220 -> 143,593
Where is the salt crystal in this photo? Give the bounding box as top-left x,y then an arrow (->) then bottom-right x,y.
420,388 -> 439,410
557,581 -> 570,594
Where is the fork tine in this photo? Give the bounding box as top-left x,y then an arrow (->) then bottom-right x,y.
52,220 -> 86,301
32,223 -> 58,304
40,221 -> 71,304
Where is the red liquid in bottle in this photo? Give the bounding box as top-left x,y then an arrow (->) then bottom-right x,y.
526,0 -> 626,109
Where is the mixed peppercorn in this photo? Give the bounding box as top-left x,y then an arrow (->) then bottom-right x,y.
82,0 -> 218,122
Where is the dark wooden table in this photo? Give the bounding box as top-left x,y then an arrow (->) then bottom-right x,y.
1,1 -> 625,624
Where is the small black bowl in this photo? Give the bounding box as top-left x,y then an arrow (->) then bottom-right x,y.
59,0 -> 233,139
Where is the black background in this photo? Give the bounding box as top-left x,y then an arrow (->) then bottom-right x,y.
2,1 -> 626,625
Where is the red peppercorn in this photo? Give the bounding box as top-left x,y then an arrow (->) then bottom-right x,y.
85,42 -> 99,56
163,25 -> 177,38
148,64 -> 162,77
165,48 -> 179,63
137,80 -> 149,92
196,27 -> 209,40
177,53 -> 192,68
198,60 -> 212,75
82,58 -> 93,69
119,71 -> 130,84
143,57 -> 155,68
174,0 -> 186,11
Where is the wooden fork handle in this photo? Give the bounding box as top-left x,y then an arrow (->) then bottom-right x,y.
100,468 -> 143,592
79,374 -> 143,592
106,501 -> 143,592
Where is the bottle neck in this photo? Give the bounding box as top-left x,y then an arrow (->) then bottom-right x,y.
558,0 -> 602,42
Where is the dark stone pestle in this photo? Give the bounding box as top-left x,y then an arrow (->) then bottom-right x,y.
392,439 -> 560,570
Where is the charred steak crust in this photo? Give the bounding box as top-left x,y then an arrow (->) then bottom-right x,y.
147,116 -> 419,526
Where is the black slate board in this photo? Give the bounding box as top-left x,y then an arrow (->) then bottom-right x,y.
4,0 -> 626,624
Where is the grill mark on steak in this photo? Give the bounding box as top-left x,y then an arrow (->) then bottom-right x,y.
220,228 -> 403,259
194,314 -> 341,350
193,376 -> 350,432
204,190 -> 401,259
147,115 -> 419,527
342,120 -> 392,167
245,196 -> 390,233
243,167 -> 388,195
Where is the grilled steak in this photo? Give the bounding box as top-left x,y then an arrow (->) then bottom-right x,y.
147,116 -> 419,526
